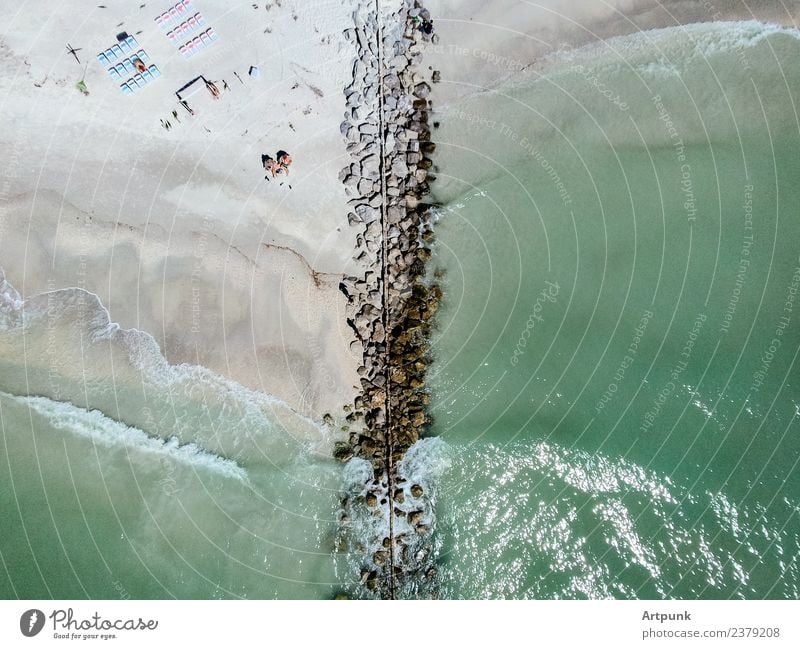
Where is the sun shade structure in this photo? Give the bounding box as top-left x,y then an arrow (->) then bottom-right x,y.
174,75 -> 222,114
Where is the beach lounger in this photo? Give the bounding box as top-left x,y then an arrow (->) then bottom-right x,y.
187,17 -> 198,31
115,63 -> 126,76
207,27 -> 219,41
168,8 -> 178,21
120,40 -> 131,52
97,52 -> 108,65
199,32 -> 211,47
133,74 -> 145,87
109,66 -> 120,78
148,65 -> 161,78
112,44 -> 124,58
121,83 -> 134,95
104,48 -> 116,61
123,59 -> 135,73
179,44 -> 190,57
142,70 -> 153,83
126,36 -> 138,48
137,50 -> 150,62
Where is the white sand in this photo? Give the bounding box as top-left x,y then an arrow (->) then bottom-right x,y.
0,0 -> 363,417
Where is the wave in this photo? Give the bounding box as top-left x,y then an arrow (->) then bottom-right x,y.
0,268 -> 330,466
2,390 -> 247,482
552,20 -> 800,72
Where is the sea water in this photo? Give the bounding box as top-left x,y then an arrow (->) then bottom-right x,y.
0,271 -> 344,598
2,21 -> 800,601
426,22 -> 800,598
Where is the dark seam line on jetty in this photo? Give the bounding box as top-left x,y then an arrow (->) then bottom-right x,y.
375,0 -> 397,601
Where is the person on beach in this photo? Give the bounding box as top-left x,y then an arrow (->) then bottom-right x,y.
262,154 -> 278,179
205,80 -> 220,99
277,150 -> 292,169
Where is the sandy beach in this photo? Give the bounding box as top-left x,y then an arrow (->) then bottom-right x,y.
0,0 -> 364,418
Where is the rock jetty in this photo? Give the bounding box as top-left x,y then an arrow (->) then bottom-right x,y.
335,0 -> 441,598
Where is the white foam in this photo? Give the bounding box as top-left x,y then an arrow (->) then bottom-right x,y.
2,390 -> 248,482
0,268 -> 328,463
554,20 -> 800,73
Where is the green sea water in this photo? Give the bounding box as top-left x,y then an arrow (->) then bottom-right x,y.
427,22 -> 800,598
2,20 -> 800,601
0,280 -> 344,599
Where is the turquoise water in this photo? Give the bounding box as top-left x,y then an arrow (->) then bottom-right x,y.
0,276 -> 345,599
427,22 -> 800,598
2,21 -> 800,601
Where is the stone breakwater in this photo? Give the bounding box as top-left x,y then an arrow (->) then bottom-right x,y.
335,0 -> 440,598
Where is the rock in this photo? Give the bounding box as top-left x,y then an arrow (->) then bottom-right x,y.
410,484 -> 424,498
365,493 -> 378,508
333,442 -> 353,462
413,82 -> 431,98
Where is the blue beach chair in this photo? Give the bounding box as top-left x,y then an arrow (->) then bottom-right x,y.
148,65 -> 161,78
121,83 -> 133,95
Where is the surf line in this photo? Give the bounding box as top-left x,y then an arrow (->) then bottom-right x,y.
336,0 -> 440,598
